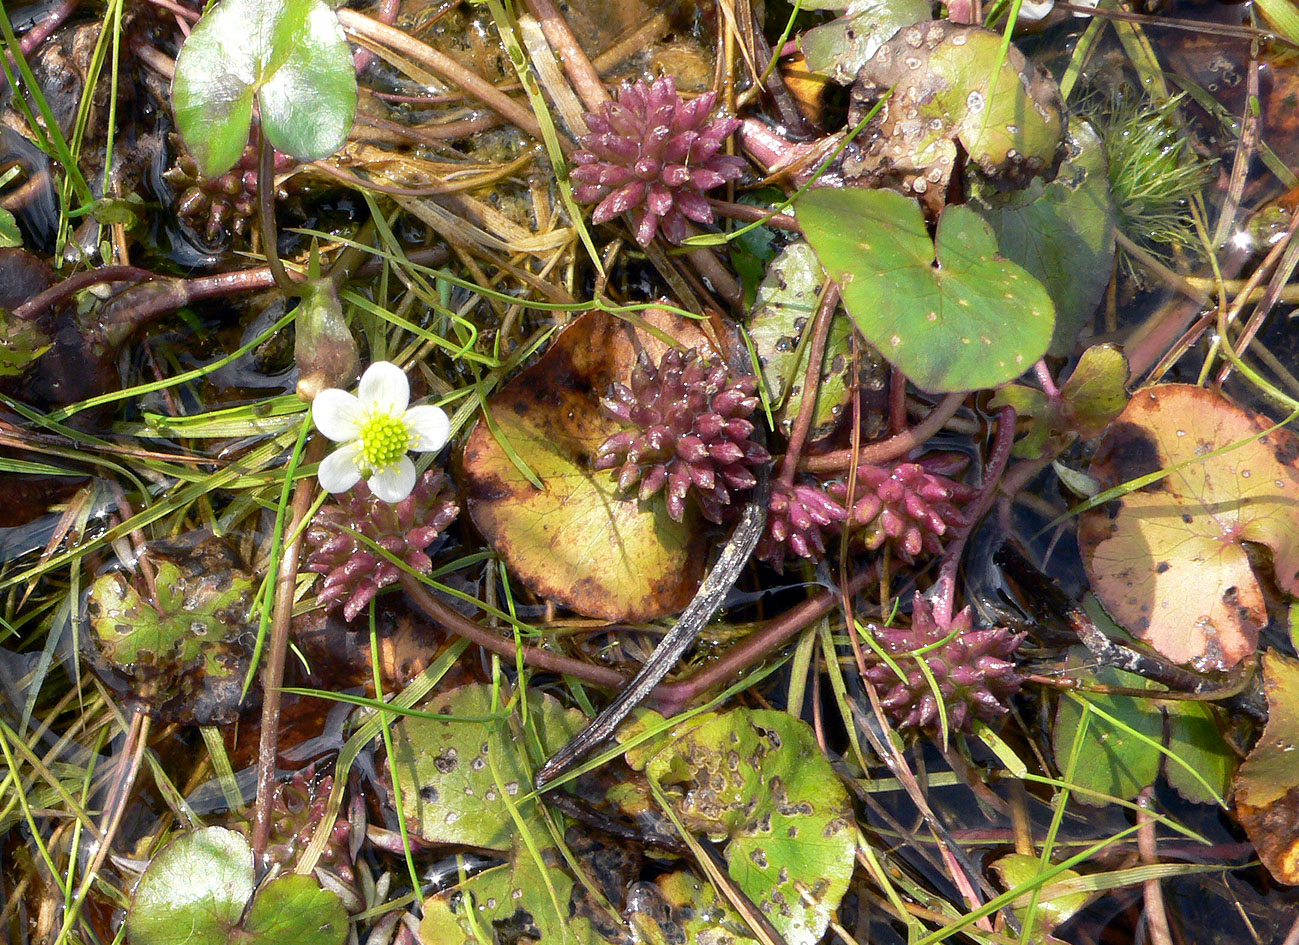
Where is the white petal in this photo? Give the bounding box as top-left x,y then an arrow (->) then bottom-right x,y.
369,457 -> 417,503
358,361 -> 409,416
404,404 -> 451,452
312,389 -> 365,442
318,442 -> 364,493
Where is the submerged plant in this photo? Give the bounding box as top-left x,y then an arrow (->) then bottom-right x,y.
164,136 -> 298,245
594,347 -> 770,523
305,469 -> 459,621
312,361 -> 451,503
571,75 -> 746,246
863,593 -> 1025,734
1090,92 -> 1213,272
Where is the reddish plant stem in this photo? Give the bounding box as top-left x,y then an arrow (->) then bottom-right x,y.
1137,788 -> 1176,945
353,0 -> 401,74
401,563 -> 878,717
934,405 -> 1016,626
521,0 -> 609,113
1032,358 -> 1060,401
777,280 -> 839,487
13,266 -> 156,322
706,198 -> 800,233
800,391 -> 966,474
251,438 -> 324,871
257,127 -> 295,295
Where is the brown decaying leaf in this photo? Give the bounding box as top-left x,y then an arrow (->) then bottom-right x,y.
1234,652 -> 1299,885
1079,384 -> 1299,672
461,308 -> 731,621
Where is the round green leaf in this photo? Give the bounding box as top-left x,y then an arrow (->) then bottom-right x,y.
127,827 -> 252,945
244,874 -> 349,944
798,187 -> 1054,392
976,119 -> 1117,355
389,684 -> 585,849
127,828 -> 348,945
172,0 -> 357,177
622,708 -> 856,945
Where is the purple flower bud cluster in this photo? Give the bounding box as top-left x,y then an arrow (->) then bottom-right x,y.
863,594 -> 1024,734
304,469 -> 459,622
164,136 -> 298,245
829,455 -> 976,562
756,479 -> 847,572
572,76 -> 746,246
594,347 -> 770,523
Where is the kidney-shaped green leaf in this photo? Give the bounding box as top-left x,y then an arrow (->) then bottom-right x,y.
621,708 -> 856,945
172,0 -> 357,177
799,187 -> 1054,392
126,826 -> 347,945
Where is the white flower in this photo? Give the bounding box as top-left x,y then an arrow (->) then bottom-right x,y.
312,361 -> 451,503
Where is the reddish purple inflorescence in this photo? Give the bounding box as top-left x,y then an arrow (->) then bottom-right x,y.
571,75 -> 747,246
304,469 -> 459,622
829,455 -> 976,562
164,136 -> 298,245
594,347 -> 770,523
756,478 -> 847,572
863,593 -> 1025,734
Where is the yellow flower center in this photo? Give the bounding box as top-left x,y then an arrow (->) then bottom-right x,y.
359,412 -> 411,470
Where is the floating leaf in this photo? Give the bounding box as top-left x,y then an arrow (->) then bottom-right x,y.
842,21 -> 1064,214
461,309 -> 715,621
1079,384 -> 1299,671
798,187 -> 1054,392
619,708 -> 855,945
126,826 -> 347,945
799,0 -> 932,85
624,871 -> 752,945
86,537 -> 257,724
388,684 -> 585,849
976,119 -> 1117,354
1234,652 -> 1299,885
171,0 -> 358,177
1163,698 -> 1235,805
748,240 -> 886,442
990,852 -> 1088,940
419,840 -> 600,945
1052,648 -> 1163,806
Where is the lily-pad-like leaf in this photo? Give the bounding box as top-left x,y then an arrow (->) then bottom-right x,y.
799,0 -> 932,85
1053,647 -> 1163,806
619,708 -> 855,945
461,309 -> 715,621
388,684 -> 585,849
126,826 -> 347,945
976,119 -> 1117,355
420,840 -> 600,945
842,21 -> 1064,214
1234,652 -> 1299,885
991,852 -> 1088,941
1079,384 -> 1299,671
624,871 -> 752,945
171,0 -> 358,177
748,240 -> 887,442
85,537 -> 256,725
798,187 -> 1054,392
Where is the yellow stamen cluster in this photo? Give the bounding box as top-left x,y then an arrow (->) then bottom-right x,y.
359,412 -> 411,471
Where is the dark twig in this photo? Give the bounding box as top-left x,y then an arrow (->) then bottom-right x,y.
801,392 -> 966,473
535,468 -> 770,787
